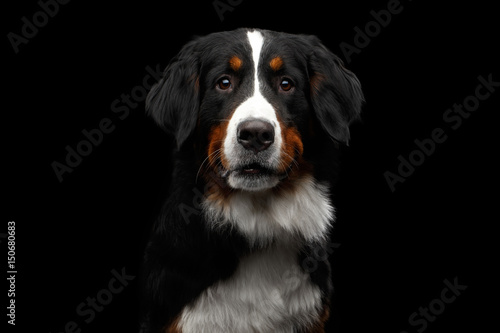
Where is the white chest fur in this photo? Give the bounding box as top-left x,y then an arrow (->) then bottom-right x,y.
179,175 -> 334,332
178,242 -> 322,333
203,175 -> 335,247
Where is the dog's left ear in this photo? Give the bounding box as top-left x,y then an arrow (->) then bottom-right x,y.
146,39 -> 200,150
307,37 -> 364,145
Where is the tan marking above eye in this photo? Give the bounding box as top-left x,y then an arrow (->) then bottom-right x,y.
229,56 -> 243,71
270,57 -> 284,71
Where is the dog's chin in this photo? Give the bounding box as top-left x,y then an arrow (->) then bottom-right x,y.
225,163 -> 282,191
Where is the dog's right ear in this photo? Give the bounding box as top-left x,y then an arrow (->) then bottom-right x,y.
307,36 -> 364,145
146,39 -> 200,149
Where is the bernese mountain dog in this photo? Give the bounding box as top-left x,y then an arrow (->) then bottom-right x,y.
140,28 -> 363,333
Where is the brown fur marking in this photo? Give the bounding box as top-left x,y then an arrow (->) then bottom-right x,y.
270,56 -> 284,71
229,56 -> 243,71
307,304 -> 330,333
164,316 -> 182,333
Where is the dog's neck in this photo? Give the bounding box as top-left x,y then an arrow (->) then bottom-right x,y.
202,174 -> 335,248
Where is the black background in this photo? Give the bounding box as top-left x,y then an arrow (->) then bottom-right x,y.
4,0 -> 498,332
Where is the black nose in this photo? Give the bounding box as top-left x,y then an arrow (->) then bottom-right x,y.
237,119 -> 275,153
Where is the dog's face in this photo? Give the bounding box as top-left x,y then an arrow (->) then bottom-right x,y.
147,29 -> 363,192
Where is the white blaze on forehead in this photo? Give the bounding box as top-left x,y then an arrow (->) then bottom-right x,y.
223,30 -> 282,169
247,30 -> 264,94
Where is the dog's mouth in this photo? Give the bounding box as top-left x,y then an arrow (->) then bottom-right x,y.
219,162 -> 278,178
238,163 -> 274,175
217,161 -> 290,191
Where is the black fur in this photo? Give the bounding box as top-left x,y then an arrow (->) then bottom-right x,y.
307,36 -> 363,145
140,28 -> 363,332
145,39 -> 200,150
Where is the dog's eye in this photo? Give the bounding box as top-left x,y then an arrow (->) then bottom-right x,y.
280,79 -> 293,92
217,77 -> 232,90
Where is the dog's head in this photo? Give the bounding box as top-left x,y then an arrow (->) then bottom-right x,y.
147,28 -> 363,192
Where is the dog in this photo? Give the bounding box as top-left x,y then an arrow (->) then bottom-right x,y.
140,28 -> 363,333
